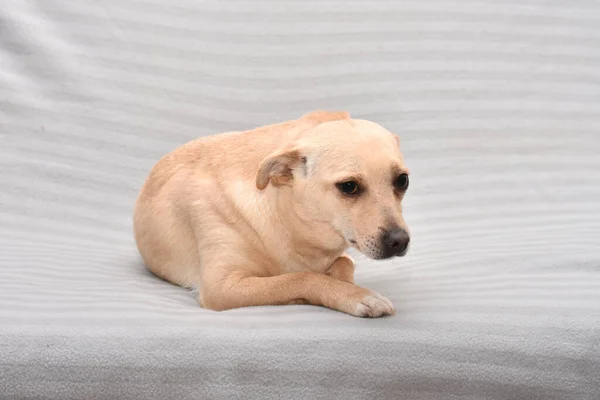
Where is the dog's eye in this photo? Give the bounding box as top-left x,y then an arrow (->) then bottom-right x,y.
394,174 -> 409,191
337,180 -> 360,196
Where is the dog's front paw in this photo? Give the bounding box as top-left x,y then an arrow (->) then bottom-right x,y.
345,289 -> 395,318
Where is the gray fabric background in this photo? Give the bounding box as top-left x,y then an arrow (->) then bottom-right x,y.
1,1 -> 600,399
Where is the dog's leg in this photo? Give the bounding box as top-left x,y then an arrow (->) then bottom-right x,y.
200,269 -> 394,318
326,254 -> 355,284
285,299 -> 310,305
288,255 -> 354,305
287,255 -> 354,305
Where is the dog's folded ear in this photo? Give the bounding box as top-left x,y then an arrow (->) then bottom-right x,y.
256,148 -> 303,190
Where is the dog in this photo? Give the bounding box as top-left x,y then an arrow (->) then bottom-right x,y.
134,111 -> 410,318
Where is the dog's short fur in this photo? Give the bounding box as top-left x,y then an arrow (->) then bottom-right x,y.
134,111 -> 410,317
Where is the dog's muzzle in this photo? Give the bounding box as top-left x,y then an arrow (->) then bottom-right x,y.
381,228 -> 410,258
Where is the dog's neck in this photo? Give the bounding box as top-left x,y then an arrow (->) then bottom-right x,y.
264,187 -> 347,273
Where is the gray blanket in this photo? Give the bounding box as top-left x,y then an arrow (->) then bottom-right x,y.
1,1 -> 600,399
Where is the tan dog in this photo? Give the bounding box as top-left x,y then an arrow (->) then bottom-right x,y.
134,111 -> 410,318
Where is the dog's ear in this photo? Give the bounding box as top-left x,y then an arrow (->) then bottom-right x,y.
256,148 -> 304,190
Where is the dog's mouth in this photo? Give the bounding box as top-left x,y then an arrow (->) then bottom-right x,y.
350,240 -> 409,260
347,232 -> 410,260
370,248 -> 408,260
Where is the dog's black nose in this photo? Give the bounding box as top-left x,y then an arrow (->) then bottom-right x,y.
382,228 -> 410,255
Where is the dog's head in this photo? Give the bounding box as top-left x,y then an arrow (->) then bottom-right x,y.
256,111 -> 410,260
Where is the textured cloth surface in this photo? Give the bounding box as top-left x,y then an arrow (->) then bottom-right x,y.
2,1 -> 600,399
